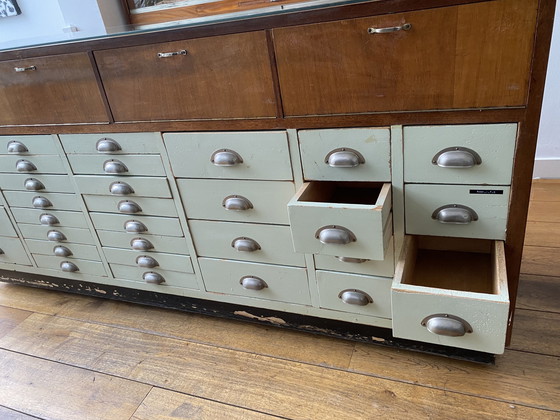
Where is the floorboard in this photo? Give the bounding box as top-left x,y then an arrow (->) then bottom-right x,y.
517,274 -> 560,312
509,309 -> 560,356
520,245 -> 560,277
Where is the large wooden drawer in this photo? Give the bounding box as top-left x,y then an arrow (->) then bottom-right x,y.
0,135 -> 59,155
273,0 -> 537,116
95,31 -> 277,122
0,53 -> 109,125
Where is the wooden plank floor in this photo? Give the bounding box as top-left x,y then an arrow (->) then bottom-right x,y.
0,180 -> 558,419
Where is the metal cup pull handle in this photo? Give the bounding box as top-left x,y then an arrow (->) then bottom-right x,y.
143,271 -> 165,284
324,148 -> 365,168
40,213 -> 59,226
103,159 -> 128,174
231,237 -> 261,252
24,178 -> 45,191
240,276 -> 268,291
222,195 -> 253,211
124,220 -> 148,233
136,255 -> 159,268
47,230 -> 67,242
368,23 -> 412,34
14,65 -> 37,72
157,49 -> 187,58
118,200 -> 142,214
432,205 -> 479,224
53,245 -> 73,257
16,159 -> 37,172
109,181 -> 135,195
315,225 -> 357,245
60,261 -> 79,272
338,289 -> 373,306
210,149 -> 243,166
32,196 -> 52,208
130,238 -> 154,251
432,147 -> 482,168
96,138 -> 122,152
336,256 -> 369,263
421,314 -> 473,337
7,141 -> 28,153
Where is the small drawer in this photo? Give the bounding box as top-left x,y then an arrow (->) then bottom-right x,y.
67,155 -> 166,176
12,208 -> 88,228
0,237 -> 32,266
0,155 -> 67,174
33,254 -> 106,277
90,213 -> 183,237
18,224 -> 95,245
0,135 -> 59,155
314,237 -> 395,278
299,128 -> 391,182
178,179 -> 294,224
0,206 -> 17,237
103,247 -> 193,273
316,270 -> 392,318
392,236 -> 509,354
3,191 -> 82,211
404,124 -> 517,185
60,132 -> 162,154
97,230 -> 189,255
189,220 -> 306,267
83,195 -> 178,218
74,175 -> 172,198
0,174 -> 74,193
110,264 -> 198,289
405,184 -> 510,240
288,182 -> 392,260
26,239 -> 101,261
164,131 -> 292,180
199,258 -> 311,305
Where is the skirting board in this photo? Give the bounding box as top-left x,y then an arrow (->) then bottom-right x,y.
533,158 -> 560,179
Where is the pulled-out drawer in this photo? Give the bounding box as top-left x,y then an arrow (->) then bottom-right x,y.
0,206 -> 17,237
0,237 -> 32,266
199,258 -> 311,305
404,124 -> 517,185
405,184 -> 510,240
13,208 -> 88,228
0,174 -> 74,193
83,195 -> 178,218
298,128 -> 391,182
97,231 -> 189,255
103,247 -> 193,273
26,239 -> 100,261
3,191 -> 82,211
0,135 -> 59,155
33,255 -> 106,277
60,133 -> 162,154
110,264 -> 198,289
67,155 -> 166,177
178,179 -> 294,224
90,213 -> 183,237
0,155 -> 66,174
392,236 -> 509,354
74,176 -> 171,198
288,182 -> 392,260
18,224 -> 95,245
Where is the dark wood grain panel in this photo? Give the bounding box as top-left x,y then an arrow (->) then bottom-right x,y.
95,31 -> 277,122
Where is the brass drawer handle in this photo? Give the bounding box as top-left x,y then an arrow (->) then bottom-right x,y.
53,245 -> 73,257
324,148 -> 365,168
368,23 -> 412,34
222,195 -> 253,211
136,255 -> 159,268
432,204 -> 479,224
421,314 -> 473,337
40,213 -> 59,226
432,147 -> 482,168
96,138 -> 122,153
231,237 -> 261,252
240,276 -> 268,291
118,200 -> 142,214
7,141 -> 28,153
210,149 -> 243,166
14,65 -> 37,72
143,271 -> 165,284
32,196 -> 53,208
336,256 -> 369,263
109,181 -> 135,195
130,237 -> 154,251
24,178 -> 45,191
16,159 -> 37,172
103,159 -> 128,174
157,50 -> 187,58
338,289 -> 373,306
124,220 -> 148,233
60,261 -> 79,272
315,225 -> 357,245
47,230 -> 67,242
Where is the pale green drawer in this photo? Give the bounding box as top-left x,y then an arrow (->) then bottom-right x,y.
60,132 -> 161,154
13,208 -> 88,228
164,131 -> 292,180
404,124 -> 517,185
26,239 -> 101,261
299,128 -> 391,182
74,175 -> 171,198
316,270 -> 392,318
189,220 -> 305,267
0,206 -> 17,237
18,224 -> 95,245
0,174 -> 74,193
83,195 -> 178,218
67,155 -> 166,176
0,237 -> 32,266
97,230 -> 189,254
110,264 -> 198,289
314,236 -> 395,278
288,182 -> 392,260
178,179 -> 294,224
405,184 -> 510,240
4,191 -> 82,211
90,213 -> 183,237
199,258 -> 311,305
0,135 -> 59,155
104,247 -> 193,273
0,155 -> 66,174
33,254 -> 106,276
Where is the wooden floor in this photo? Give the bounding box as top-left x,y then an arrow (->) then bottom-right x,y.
0,180 -> 558,420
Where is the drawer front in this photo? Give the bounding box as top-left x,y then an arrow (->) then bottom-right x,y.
67,155 -> 166,176
13,208 -> 88,228
199,258 -> 311,305
0,135 -> 59,155
0,237 -> 32,265
404,124 -> 517,185
164,131 -> 292,180
83,195 -> 178,218
0,206 -> 17,237
95,31 -> 276,122
314,237 -> 395,278
97,231 -> 189,255
26,239 -> 100,261
90,213 -> 183,237
316,270 -> 392,318
299,128 -> 391,182
60,132 -> 162,154
405,184 -> 510,240
33,255 -> 106,276
18,224 -> 95,245
74,176 -> 172,198
178,179 -> 294,224
110,264 -> 198,289
189,220 -> 306,267
0,174 -> 74,193
0,155 -> 66,174
103,247 -> 193,273
4,191 -> 82,211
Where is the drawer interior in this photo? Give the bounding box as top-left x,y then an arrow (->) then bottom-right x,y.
296,182 -> 386,206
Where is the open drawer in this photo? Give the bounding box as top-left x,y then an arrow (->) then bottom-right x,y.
392,236 -> 509,354
287,182 -> 392,260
